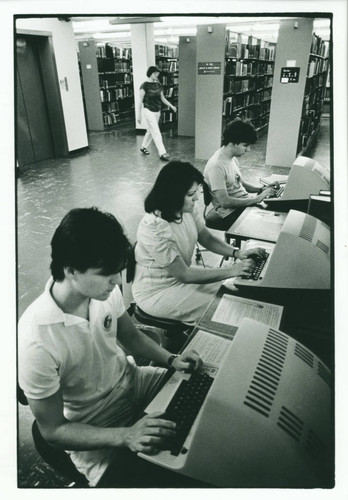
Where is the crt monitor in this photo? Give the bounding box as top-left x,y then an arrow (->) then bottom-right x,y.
266,155 -> 330,203
234,209 -> 331,290
140,318 -> 333,488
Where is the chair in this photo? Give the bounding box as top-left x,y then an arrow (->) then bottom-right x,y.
18,385 -> 89,487
126,245 -> 193,354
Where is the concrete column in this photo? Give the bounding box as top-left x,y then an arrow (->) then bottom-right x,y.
266,18 -> 314,167
178,36 -> 196,137
131,23 -> 155,130
195,24 -> 226,160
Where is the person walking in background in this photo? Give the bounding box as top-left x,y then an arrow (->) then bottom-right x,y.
137,66 -> 177,161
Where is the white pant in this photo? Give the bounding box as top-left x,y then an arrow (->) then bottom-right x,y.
141,108 -> 166,156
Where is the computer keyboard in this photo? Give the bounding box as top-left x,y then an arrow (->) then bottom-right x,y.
275,185 -> 285,197
243,252 -> 270,280
163,371 -> 214,456
267,185 -> 285,199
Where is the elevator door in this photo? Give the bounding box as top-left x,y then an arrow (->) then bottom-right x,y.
16,35 -> 54,167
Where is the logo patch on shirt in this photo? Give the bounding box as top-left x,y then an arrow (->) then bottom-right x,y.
103,313 -> 112,331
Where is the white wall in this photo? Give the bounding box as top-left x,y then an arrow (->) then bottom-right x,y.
16,17 -> 88,152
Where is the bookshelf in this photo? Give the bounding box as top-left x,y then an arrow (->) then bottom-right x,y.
155,44 -> 179,129
297,33 -> 330,155
223,31 -> 276,132
78,41 -> 135,130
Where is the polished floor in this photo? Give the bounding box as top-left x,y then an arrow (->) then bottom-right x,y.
17,118 -> 331,487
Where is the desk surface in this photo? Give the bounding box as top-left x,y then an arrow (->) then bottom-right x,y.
226,206 -> 287,243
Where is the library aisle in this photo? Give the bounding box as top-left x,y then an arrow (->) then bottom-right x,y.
17,116 -> 330,487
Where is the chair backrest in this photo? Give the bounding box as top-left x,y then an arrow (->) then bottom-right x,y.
18,384 -> 88,486
202,181 -> 213,207
126,243 -> 136,284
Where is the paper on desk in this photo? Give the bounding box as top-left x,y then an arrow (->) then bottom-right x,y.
211,294 -> 283,329
183,329 -> 231,377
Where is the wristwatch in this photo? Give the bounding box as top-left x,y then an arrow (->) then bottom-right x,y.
167,354 -> 179,368
232,247 -> 239,258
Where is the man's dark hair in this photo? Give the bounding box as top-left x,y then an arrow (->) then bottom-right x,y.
222,118 -> 257,146
145,161 -> 204,222
146,66 -> 160,77
50,207 -> 131,281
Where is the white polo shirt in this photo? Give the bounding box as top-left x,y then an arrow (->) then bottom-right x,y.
18,278 -> 130,424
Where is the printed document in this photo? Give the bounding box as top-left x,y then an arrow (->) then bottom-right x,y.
211,294 -> 283,329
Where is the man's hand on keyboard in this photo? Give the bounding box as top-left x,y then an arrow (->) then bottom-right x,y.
236,247 -> 267,261
257,186 -> 277,201
125,411 -> 176,454
229,259 -> 257,278
172,349 -> 202,373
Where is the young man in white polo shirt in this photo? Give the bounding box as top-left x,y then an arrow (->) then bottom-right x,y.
204,119 -> 278,231
18,207 -> 203,488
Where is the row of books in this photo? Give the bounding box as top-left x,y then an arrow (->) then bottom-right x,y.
223,90 -> 272,116
97,44 -> 132,60
226,33 -> 276,61
302,87 -> 325,115
160,109 -> 176,123
227,43 -> 276,61
224,75 -> 273,95
160,74 -> 178,86
307,57 -> 329,78
310,33 -> 329,58
101,97 -> 133,113
304,72 -> 327,95
156,60 -> 178,72
225,78 -> 253,94
102,109 -> 134,126
97,58 -> 132,73
225,59 -> 274,77
99,74 -> 132,87
227,100 -> 271,122
163,87 -> 178,98
155,44 -> 179,58
100,87 -> 133,102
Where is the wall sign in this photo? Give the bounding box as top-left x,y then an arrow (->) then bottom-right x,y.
198,62 -> 222,75
280,67 -> 300,83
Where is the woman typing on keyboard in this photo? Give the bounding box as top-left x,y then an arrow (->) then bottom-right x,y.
132,161 -> 265,325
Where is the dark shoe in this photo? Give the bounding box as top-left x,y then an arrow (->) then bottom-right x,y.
140,147 -> 150,155
160,153 -> 169,161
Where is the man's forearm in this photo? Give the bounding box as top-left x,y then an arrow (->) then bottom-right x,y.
221,194 -> 259,208
125,331 -> 172,367
44,420 -> 129,451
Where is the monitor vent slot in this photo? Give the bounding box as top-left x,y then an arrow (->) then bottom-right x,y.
294,343 -> 314,368
277,406 -> 304,442
243,328 -> 287,418
299,216 -> 316,243
317,362 -> 331,387
316,239 -> 329,254
322,174 -> 330,185
313,167 -> 324,177
305,429 -> 327,460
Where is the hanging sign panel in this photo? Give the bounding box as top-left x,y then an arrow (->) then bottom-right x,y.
198,62 -> 222,75
280,67 -> 300,83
